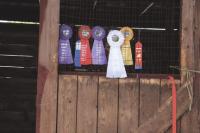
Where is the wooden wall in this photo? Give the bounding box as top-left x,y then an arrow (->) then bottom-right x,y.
36,0 -> 200,132
57,75 -> 181,133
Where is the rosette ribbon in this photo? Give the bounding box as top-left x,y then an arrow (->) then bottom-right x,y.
106,30 -> 127,78
74,40 -> 81,67
79,26 -> 92,65
135,41 -> 143,69
120,27 -> 134,65
92,26 -> 107,65
58,24 -> 73,64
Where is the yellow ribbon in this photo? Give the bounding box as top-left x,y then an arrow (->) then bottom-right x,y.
120,27 -> 134,65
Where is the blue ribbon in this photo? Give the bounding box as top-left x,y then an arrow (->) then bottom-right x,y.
74,40 -> 81,67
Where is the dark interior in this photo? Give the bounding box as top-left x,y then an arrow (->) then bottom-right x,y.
0,0 -> 39,132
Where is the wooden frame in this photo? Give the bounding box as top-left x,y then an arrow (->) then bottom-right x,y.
36,0 -> 60,133
36,0 -> 199,132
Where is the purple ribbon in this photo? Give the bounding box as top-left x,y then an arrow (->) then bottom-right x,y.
92,26 -> 107,65
58,24 -> 73,64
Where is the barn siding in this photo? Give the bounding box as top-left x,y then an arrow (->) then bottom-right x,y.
57,75 -> 182,132
181,0 -> 200,132
37,0 -> 199,132
36,0 -> 60,132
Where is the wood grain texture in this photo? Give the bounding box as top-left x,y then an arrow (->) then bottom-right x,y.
165,122 -> 181,133
57,75 -> 77,133
160,79 -> 181,105
118,78 -> 139,133
0,56 -> 36,67
36,0 -> 60,133
161,79 -> 181,133
139,79 -> 160,125
98,77 -> 118,133
77,76 -> 98,133
181,0 -> 200,132
180,0 -> 195,82
135,79 -> 191,133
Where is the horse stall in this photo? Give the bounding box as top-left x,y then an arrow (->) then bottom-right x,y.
37,0 -> 200,133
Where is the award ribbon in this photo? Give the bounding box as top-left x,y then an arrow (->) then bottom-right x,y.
58,24 -> 73,64
135,41 -> 143,69
79,26 -> 92,65
74,40 -> 81,67
92,26 -> 107,65
120,27 -> 134,65
106,30 -> 127,78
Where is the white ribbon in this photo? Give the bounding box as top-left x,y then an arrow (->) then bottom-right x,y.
106,30 -> 127,78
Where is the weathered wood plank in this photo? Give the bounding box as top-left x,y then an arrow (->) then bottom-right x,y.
160,79 -> 181,105
0,67 -> 36,79
118,78 -> 139,133
0,32 -> 38,45
0,78 -> 36,94
181,77 -> 200,133
139,79 -> 160,125
36,0 -> 60,133
0,56 -> 36,67
0,44 -> 36,56
181,0 -> 200,132
57,75 -> 77,133
180,0 -> 195,82
77,76 -> 98,133
135,78 -> 191,133
98,77 -> 118,133
161,79 -> 181,133
165,122 -> 181,133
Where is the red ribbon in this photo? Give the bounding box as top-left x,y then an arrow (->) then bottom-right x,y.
168,76 -> 177,133
80,39 -> 92,65
79,26 -> 92,65
135,41 -> 143,69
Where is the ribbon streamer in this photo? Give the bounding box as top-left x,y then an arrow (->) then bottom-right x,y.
58,24 -> 73,64
135,41 -> 143,69
168,76 -> 177,133
92,26 -> 107,65
120,27 -> 134,65
106,30 -> 127,78
74,40 -> 81,67
79,26 -> 92,65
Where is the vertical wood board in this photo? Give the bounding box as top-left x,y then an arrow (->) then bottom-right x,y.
57,75 -> 77,133
118,78 -> 139,133
98,77 -> 118,133
77,76 -> 98,133
36,0 -> 60,133
139,79 -> 160,125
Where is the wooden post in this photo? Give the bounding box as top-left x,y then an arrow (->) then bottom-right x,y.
36,0 -> 60,133
181,0 -> 200,132
180,0 -> 195,82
